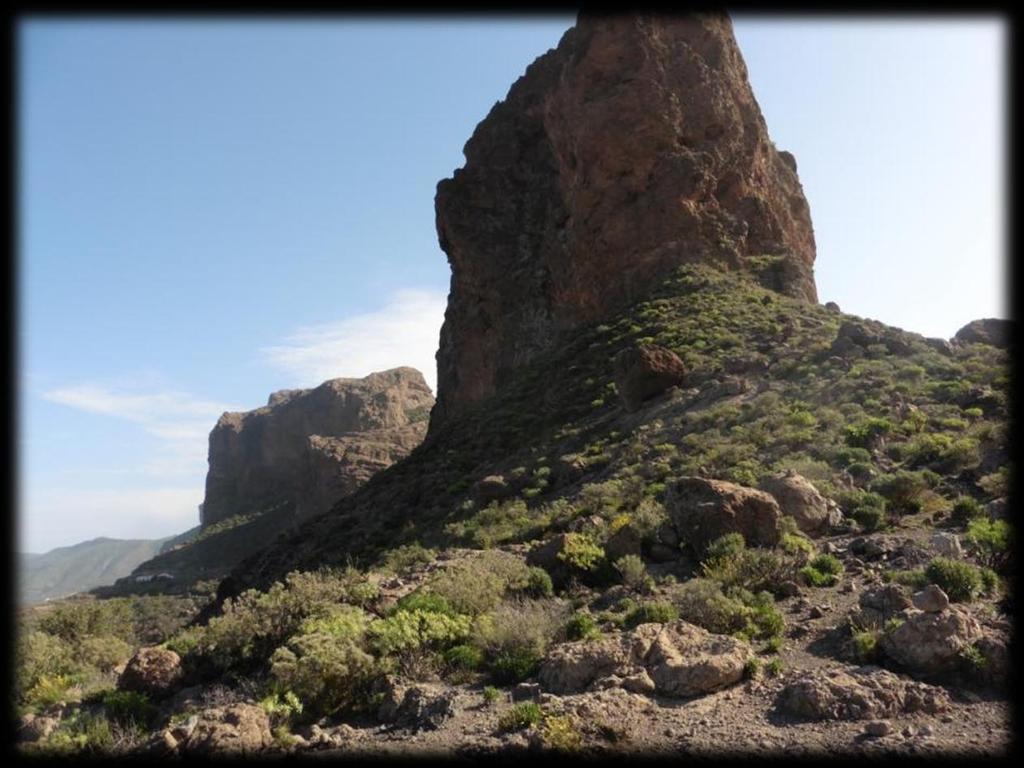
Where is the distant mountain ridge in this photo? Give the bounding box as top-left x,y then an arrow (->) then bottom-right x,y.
19,536 -> 181,604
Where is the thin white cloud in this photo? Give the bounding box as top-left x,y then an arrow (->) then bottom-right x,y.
261,288 -> 446,393
42,384 -> 241,479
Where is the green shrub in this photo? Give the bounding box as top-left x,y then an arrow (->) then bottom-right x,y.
838,490 -> 887,531
799,554 -> 844,587
25,674 -> 81,710
368,609 -> 471,674
613,555 -> 647,589
884,569 -> 928,589
965,518 -> 1011,571
426,551 -> 534,616
37,600 -> 135,645
541,714 -> 582,751
78,635 -> 133,674
623,601 -> 678,629
490,647 -> 541,685
565,612 -> 601,641
444,644 -> 484,672
670,579 -> 783,641
521,567 -> 554,599
979,567 -> 1000,596
101,690 -> 157,728
951,496 -> 984,527
852,628 -> 880,662
844,418 -> 894,449
872,471 -> 929,517
557,533 -> 605,572
472,599 -> 568,684
704,533 -> 746,561
16,631 -> 81,707
270,632 -> 378,718
259,690 -> 304,726
744,657 -> 761,679
765,659 -> 784,677
482,685 -> 501,705
395,591 -> 458,617
924,557 -> 982,602
498,701 -> 543,732
380,542 -> 436,574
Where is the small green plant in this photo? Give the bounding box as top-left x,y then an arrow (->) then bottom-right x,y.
490,647 -> 541,684
557,533 -> 605,572
951,496 -> 984,527
482,685 -> 501,706
613,554 -> 647,590
799,554 -> 844,587
498,701 -> 543,732
959,644 -> 987,674
259,690 -> 304,726
565,612 -> 601,641
541,714 -> 582,751
924,557 -> 982,602
965,518 -> 1011,571
765,658 -> 783,677
444,644 -> 484,672
744,657 -> 761,679
852,628 -> 880,663
883,568 -> 928,589
101,690 -> 157,729
522,567 -> 554,598
623,601 -> 679,629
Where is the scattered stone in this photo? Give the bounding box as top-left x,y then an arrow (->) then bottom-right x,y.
865,720 -> 891,737
986,498 -> 1007,521
778,580 -> 802,598
665,476 -> 781,554
808,606 -> 825,619
912,585 -> 949,614
825,301 -> 840,312
118,647 -> 183,699
511,683 -> 541,702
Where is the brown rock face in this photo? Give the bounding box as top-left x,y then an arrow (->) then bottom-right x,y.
433,12 -> 817,426
202,368 -> 433,528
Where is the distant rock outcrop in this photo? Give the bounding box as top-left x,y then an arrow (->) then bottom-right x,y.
432,12 -> 817,426
954,318 -> 1011,349
202,367 -> 434,528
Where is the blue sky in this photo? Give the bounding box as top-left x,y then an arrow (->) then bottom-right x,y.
18,16 -> 1006,553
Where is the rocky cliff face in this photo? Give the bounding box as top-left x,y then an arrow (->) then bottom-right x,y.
202,367 -> 434,527
433,12 -> 816,427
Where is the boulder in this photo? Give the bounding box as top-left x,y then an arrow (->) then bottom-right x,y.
538,620 -> 751,698
184,703 -> 272,755
472,475 -> 510,505
613,345 -> 687,412
605,525 -> 643,562
930,532 -> 963,559
118,647 -> 183,699
912,585 -> 949,613
857,584 -> 911,623
18,714 -> 59,743
778,667 -> 950,721
634,621 -> 750,697
665,476 -> 781,554
954,318 -> 1012,349
759,470 -> 832,536
880,606 -> 984,676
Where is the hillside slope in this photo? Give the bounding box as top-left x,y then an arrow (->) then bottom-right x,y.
231,263 -> 1009,593
19,537 -> 172,604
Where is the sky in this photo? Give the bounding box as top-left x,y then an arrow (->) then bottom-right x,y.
18,15 -> 1006,554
